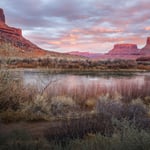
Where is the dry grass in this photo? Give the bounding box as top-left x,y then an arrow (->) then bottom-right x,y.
0,71 -> 150,150
0,121 -> 150,150
43,78 -> 150,110
0,70 -> 150,122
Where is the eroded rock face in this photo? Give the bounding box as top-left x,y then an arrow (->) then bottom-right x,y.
140,37 -> 150,55
0,8 -> 5,23
0,24 -> 22,36
147,37 -> 150,45
0,8 -> 22,37
108,44 -> 139,55
0,8 -> 47,57
114,44 -> 137,49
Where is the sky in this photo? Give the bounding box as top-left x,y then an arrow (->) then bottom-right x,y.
0,0 -> 150,53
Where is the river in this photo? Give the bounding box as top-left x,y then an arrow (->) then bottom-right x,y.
21,70 -> 150,95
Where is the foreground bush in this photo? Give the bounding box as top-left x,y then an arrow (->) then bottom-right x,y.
96,97 -> 150,130
0,71 -> 37,111
0,120 -> 150,150
96,97 -> 148,120
0,129 -> 50,150
66,121 -> 150,150
50,96 -> 77,116
44,113 -> 113,143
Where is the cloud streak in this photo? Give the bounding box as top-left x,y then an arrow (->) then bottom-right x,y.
0,0 -> 150,53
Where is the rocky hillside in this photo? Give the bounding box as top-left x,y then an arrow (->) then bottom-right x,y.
0,8 -> 82,59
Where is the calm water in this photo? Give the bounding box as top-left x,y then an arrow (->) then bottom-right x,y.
21,70 -> 150,90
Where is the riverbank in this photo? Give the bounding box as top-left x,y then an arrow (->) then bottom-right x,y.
0,57 -> 150,71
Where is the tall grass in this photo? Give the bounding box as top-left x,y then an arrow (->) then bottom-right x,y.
43,78 -> 150,109
0,71 -> 150,149
0,71 -> 150,121
0,71 -> 37,111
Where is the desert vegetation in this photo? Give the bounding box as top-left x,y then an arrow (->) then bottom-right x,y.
1,56 -> 150,71
0,120 -> 150,150
0,70 -> 150,149
136,56 -> 150,70
0,41 -> 150,70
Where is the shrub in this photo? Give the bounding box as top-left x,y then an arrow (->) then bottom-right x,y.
0,71 -> 38,112
44,113 -> 113,143
0,129 -> 51,150
0,71 -> 22,111
96,96 -> 123,119
143,96 -> 150,105
44,119 -> 150,150
96,97 -> 148,123
21,94 -> 50,114
50,96 -> 77,116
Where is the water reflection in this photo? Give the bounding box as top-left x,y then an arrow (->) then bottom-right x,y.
22,71 -> 150,90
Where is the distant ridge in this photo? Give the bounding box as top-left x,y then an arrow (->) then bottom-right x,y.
68,51 -> 103,58
68,38 -> 150,59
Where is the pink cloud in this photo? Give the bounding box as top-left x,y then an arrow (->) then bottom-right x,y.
145,26 -> 150,31
25,26 -> 145,53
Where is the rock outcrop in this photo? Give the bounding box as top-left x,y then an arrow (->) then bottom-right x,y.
0,8 -> 5,23
0,8 -> 48,57
0,8 -> 21,36
140,37 -> 150,55
108,44 -> 139,55
0,8 -> 83,59
104,38 -> 150,60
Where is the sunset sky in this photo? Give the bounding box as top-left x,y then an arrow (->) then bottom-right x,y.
0,0 -> 150,53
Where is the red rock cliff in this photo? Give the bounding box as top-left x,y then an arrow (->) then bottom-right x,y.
108,44 -> 139,55
0,8 -> 47,56
0,8 -> 5,23
140,37 -> 150,55
0,8 -> 22,36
